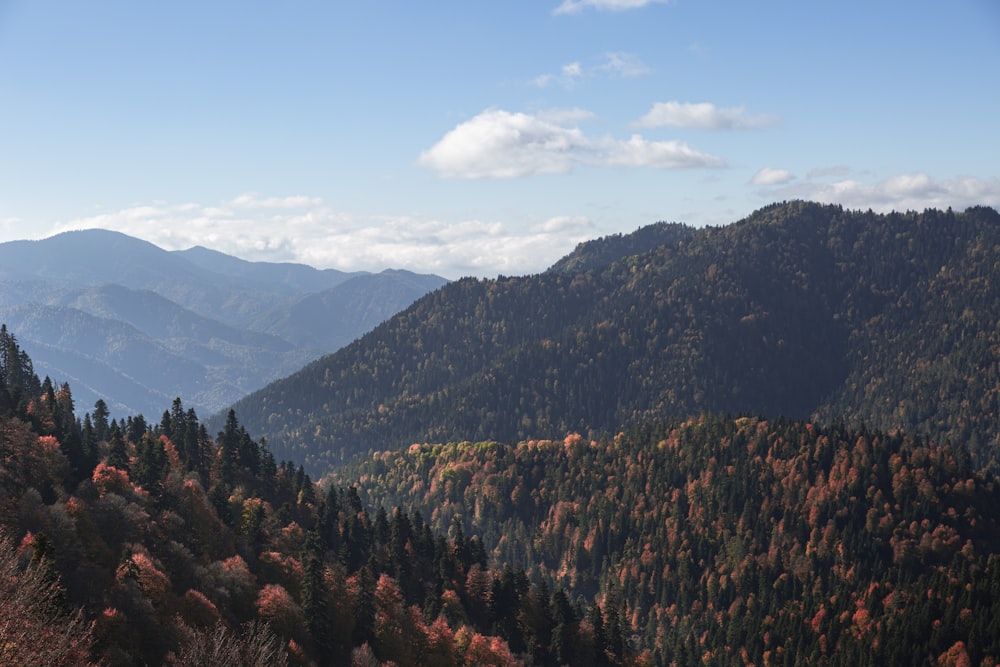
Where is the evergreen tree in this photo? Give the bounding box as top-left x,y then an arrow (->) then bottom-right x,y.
106,425 -> 129,470
92,399 -> 110,442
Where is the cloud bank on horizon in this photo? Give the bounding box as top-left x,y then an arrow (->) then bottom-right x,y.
0,0 -> 997,278
47,194 -> 598,279
46,171 -> 1000,280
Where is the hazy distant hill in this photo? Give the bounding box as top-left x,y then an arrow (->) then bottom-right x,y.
175,244 -> 363,295
224,201 -> 1000,475
0,230 -> 447,417
249,269 -> 456,351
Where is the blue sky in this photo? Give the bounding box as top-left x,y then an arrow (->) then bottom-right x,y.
1,0 -> 998,278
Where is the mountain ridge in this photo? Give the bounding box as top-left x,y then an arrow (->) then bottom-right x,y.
223,201 -> 1000,476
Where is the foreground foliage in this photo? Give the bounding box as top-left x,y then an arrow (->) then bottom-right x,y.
1,327 -> 614,666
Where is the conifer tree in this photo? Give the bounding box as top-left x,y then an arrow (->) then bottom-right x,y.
106,425 -> 129,470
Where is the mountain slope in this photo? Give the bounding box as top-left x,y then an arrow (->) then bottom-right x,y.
249,270 -> 450,350
0,302 -> 310,415
226,202 -> 1000,475
174,244 -> 363,294
0,329 -> 580,667
0,230 -> 446,417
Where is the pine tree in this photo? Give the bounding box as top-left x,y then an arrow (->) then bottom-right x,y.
106,425 -> 129,471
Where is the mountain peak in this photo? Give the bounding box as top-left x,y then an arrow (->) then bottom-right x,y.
547,220 -> 695,274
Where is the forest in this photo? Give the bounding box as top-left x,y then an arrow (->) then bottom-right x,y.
341,418 -> 1000,665
0,326 -> 609,666
226,202 -> 1000,477
5,318 -> 1000,664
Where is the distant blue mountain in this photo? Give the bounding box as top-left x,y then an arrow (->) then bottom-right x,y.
0,230 -> 448,418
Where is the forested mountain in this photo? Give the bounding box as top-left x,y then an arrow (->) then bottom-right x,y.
0,230 -> 447,417
0,326 -> 596,666
6,322 -> 1000,665
341,416 -> 1000,665
228,202 -> 1000,475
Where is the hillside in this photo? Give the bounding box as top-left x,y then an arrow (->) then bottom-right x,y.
227,202 -> 1000,475
0,230 -> 447,417
340,416 -> 1000,665
5,320 -> 1000,665
0,326 -> 595,666
248,270 -> 450,351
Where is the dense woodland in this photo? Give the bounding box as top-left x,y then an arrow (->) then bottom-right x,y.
1,326 -> 609,666
341,417 -> 1000,665
9,321 -> 1000,666
227,202 -> 1000,477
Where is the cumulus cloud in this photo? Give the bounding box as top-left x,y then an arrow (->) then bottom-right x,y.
418,108 -> 723,179
635,101 -> 779,130
46,198 -> 598,279
749,167 -> 795,186
599,135 -> 725,169
554,0 -> 670,15
766,172 -> 1000,213
416,110 -> 585,179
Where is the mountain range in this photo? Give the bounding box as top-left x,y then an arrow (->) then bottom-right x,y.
223,201 -> 1000,476
3,201 -> 1000,665
0,229 -> 447,418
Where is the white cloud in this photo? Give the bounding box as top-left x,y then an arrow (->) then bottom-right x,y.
532,74 -> 556,88
530,215 -> 593,235
416,109 -> 585,179
533,51 -> 650,88
750,167 -> 795,186
536,107 -> 598,124
554,0 -> 670,15
230,193 -> 323,209
0,216 -> 21,230
598,51 -> 651,78
418,108 -> 723,179
635,101 -> 779,130
599,134 -> 725,169
562,62 -> 584,78
46,199 -> 599,279
767,172 -> 1000,212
